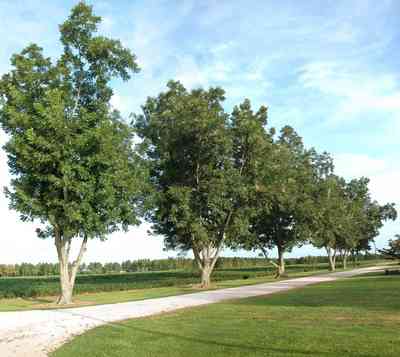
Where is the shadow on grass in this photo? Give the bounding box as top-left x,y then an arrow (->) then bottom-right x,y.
59,309 -> 349,357
22,296 -> 55,304
111,322 -> 342,356
235,275 -> 400,311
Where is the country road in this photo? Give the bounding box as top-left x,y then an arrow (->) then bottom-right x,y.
0,266 -> 382,357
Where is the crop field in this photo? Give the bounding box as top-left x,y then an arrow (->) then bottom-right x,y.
0,260 -> 385,300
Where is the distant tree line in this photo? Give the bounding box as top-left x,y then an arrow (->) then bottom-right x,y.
0,253 -> 384,277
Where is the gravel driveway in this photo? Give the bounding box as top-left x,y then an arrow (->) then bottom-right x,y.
0,266 -> 381,357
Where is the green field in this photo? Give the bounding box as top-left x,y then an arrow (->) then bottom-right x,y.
53,271 -> 400,357
0,266 -> 332,311
0,260 -> 385,299
0,260 -> 388,311
0,264 -> 307,298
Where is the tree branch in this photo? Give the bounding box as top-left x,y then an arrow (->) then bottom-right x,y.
69,235 -> 88,285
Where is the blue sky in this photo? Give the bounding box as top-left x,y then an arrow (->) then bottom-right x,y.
0,0 -> 399,263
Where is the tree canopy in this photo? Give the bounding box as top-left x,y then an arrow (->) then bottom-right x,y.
135,81 -> 268,286
239,126 -> 315,276
0,2 -> 144,303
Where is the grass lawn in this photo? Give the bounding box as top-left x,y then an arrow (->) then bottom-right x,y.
53,271 -> 400,357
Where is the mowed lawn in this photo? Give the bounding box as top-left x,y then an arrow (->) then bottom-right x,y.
53,272 -> 400,357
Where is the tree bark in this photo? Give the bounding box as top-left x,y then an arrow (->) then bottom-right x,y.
200,265 -> 212,288
342,250 -> 350,269
275,245 -> 286,278
192,241 -> 222,288
55,229 -> 88,305
326,246 -> 336,271
343,254 -> 348,269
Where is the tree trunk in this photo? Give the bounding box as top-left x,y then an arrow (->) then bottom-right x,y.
326,247 -> 336,271
192,242 -> 221,288
55,229 -> 88,305
353,252 -> 358,267
58,258 -> 73,304
342,251 -> 349,269
275,245 -> 286,278
200,265 -> 212,288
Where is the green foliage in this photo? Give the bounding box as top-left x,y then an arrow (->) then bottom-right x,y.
0,2 -> 142,242
310,164 -> 397,261
244,126 -> 315,259
380,234 -> 400,260
134,81 -> 269,284
0,2 -> 145,303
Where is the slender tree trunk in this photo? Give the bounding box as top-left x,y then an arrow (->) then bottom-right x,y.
55,229 -> 88,305
353,251 -> 358,267
276,245 -> 286,278
259,246 -> 275,275
342,250 -> 349,269
326,246 -> 336,271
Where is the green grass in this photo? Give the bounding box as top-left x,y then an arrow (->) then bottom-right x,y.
53,271 -> 400,357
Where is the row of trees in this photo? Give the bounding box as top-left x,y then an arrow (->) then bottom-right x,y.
136,83 -> 397,283
0,253 -> 384,277
0,3 -> 397,303
0,262 -> 60,277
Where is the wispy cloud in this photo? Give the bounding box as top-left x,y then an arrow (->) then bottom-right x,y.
298,61 -> 400,124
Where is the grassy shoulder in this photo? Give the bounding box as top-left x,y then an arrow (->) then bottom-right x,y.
53,271 -> 400,357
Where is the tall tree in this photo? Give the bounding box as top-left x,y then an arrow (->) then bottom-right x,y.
0,2 -> 144,304
309,151 -> 347,271
244,126 -> 315,277
310,164 -> 397,271
135,81 -> 267,287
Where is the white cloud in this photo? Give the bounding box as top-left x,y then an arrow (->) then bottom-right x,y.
299,62 -> 400,124
175,56 -> 209,88
334,153 -> 388,178
210,41 -> 236,55
333,153 -> 400,248
334,153 -> 399,203
110,93 -> 132,116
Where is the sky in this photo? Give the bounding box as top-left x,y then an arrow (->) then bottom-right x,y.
0,0 -> 399,264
